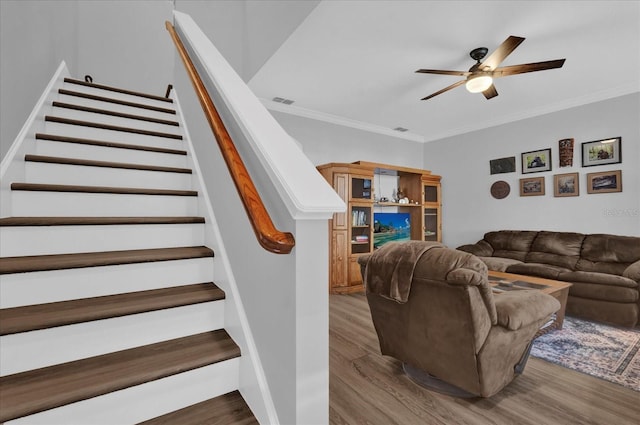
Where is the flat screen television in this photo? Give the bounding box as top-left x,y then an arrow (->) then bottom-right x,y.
373,212 -> 411,249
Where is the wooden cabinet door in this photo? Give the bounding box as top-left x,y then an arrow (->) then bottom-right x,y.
348,256 -> 364,287
333,173 -> 348,230
331,230 -> 348,289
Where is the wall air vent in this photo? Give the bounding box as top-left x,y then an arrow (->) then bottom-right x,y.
272,97 -> 295,105
393,127 -> 409,132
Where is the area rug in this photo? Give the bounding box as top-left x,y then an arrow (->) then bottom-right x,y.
531,317 -> 640,391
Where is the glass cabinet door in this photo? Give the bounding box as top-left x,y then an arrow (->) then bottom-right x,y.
351,176 -> 373,200
424,208 -> 439,241
350,205 -> 371,254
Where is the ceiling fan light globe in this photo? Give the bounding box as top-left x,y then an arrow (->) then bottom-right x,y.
466,75 -> 493,93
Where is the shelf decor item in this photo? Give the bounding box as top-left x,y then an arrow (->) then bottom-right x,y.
520,176 -> 545,196
558,138 -> 574,167
582,137 -> 622,167
587,170 -> 622,194
522,148 -> 552,174
554,172 -> 579,197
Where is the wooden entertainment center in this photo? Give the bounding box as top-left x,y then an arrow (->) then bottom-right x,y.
317,161 -> 441,294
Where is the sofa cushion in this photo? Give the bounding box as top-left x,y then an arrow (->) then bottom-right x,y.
568,281 -> 638,303
478,256 -> 522,272
484,230 -> 538,261
558,271 -> 638,288
525,231 -> 585,269
623,260 -> 640,282
506,263 -> 572,280
494,290 -> 560,331
576,234 -> 640,276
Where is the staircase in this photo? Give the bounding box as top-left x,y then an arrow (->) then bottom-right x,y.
0,77 -> 259,424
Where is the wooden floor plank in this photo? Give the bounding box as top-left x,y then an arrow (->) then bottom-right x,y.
0,216 -> 204,226
0,282 -> 224,335
138,390 -> 258,425
0,330 -> 240,423
0,246 -> 213,275
329,293 -> 640,425
64,78 -> 173,103
36,133 -> 186,155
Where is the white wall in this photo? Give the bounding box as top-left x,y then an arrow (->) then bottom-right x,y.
269,110 -> 425,167
76,0 -> 174,95
175,0 -> 319,82
423,93 -> 640,248
0,0 -> 174,162
0,0 -> 77,161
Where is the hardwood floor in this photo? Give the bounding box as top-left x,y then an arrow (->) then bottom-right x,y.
329,293 -> 639,425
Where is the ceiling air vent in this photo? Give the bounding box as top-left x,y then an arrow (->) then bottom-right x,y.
393,127 -> 409,132
272,97 -> 295,105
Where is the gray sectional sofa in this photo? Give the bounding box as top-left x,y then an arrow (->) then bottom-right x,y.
457,230 -> 640,327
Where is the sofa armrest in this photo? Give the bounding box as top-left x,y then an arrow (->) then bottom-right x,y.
457,240 -> 494,257
623,260 -> 640,283
494,291 -> 560,331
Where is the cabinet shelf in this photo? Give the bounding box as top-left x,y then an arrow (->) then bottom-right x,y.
375,202 -> 422,207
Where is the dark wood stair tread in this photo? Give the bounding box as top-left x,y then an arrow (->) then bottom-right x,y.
25,154 -> 192,174
52,101 -> 179,126
0,330 -> 240,422
138,390 -> 258,425
0,246 -> 214,275
59,89 -> 176,114
64,78 -> 173,103
0,216 -> 204,226
45,116 -> 183,140
0,283 -> 224,335
36,133 -> 187,155
11,182 -> 197,196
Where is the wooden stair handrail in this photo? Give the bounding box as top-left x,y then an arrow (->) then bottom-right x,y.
165,22 -> 295,254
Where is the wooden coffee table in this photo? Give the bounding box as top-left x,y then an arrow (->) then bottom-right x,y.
488,270 -> 572,332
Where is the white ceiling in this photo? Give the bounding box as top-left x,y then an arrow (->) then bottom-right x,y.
248,1 -> 640,143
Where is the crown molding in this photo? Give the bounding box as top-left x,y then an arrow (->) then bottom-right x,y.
260,98 -> 425,143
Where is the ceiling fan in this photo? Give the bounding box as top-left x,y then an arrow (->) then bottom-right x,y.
416,36 -> 565,100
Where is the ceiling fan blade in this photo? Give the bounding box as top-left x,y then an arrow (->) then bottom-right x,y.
493,59 -> 566,77
481,36 -> 525,70
421,80 -> 466,100
416,69 -> 470,76
482,84 -> 498,99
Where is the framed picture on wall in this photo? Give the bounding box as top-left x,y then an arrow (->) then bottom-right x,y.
489,156 -> 516,175
554,172 -> 579,197
520,176 -> 545,196
581,137 -> 622,167
521,148 -> 552,174
587,170 -> 622,194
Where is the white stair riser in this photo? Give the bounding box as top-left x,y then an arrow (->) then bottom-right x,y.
57,93 -> 178,121
11,191 -> 198,217
6,358 -> 240,425
61,83 -> 175,111
25,162 -> 193,191
35,139 -> 189,168
45,121 -> 184,150
0,258 -> 215,308
0,223 -> 205,257
51,105 -> 181,134
1,301 -> 225,375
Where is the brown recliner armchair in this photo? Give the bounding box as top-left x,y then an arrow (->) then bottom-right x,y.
358,241 -> 560,398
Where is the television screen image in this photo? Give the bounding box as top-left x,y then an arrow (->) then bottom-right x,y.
373,212 -> 411,249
